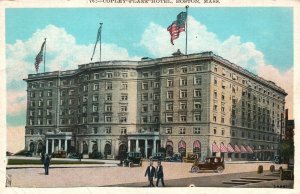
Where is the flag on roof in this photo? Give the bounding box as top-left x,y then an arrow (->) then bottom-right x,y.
167,11 -> 187,45
34,40 -> 46,73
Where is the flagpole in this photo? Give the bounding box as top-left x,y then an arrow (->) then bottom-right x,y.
99,23 -> 103,62
44,38 -> 47,73
185,5 -> 189,55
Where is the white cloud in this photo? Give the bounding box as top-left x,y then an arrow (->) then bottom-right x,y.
140,16 -> 293,118
6,24 -> 140,118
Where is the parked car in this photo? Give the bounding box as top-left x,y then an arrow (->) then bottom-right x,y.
123,152 -> 142,167
191,157 -> 225,173
149,152 -> 165,161
51,150 -> 67,158
165,153 -> 182,162
14,150 -> 33,157
183,153 -> 199,163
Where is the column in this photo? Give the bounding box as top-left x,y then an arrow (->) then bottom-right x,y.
64,139 -> 68,152
145,139 -> 148,158
97,139 -> 101,152
136,139 -> 139,152
88,140 -> 93,153
128,140 -> 131,152
153,139 -> 156,154
58,139 -> 61,151
46,139 -> 49,154
80,141 -> 83,153
51,139 -> 55,153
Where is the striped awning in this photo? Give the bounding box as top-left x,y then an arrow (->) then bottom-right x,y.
227,144 -> 235,153
234,144 -> 241,153
166,140 -> 173,147
193,140 -> 201,148
220,143 -> 227,153
212,143 -> 220,153
178,140 -> 186,148
241,145 -> 247,153
246,145 -> 254,153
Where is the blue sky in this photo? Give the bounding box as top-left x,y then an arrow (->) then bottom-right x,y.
5,7 -> 294,127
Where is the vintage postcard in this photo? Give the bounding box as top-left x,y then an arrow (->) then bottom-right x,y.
0,0 -> 299,194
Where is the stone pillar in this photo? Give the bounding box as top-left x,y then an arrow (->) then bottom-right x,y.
64,139 -> 68,152
88,140 -> 93,153
97,139 -> 101,152
153,139 -> 157,154
46,139 -> 49,154
51,139 -> 54,153
58,139 -> 61,151
80,141 -> 83,153
128,140 -> 131,152
136,139 -> 139,152
145,139 -> 148,158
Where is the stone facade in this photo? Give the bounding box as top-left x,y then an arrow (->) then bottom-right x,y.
24,52 -> 287,160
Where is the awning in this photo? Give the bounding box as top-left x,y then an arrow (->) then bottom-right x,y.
193,140 -> 201,148
246,145 -> 254,153
241,145 -> 247,153
178,140 -> 186,148
234,144 -> 241,153
220,143 -> 227,153
227,144 -> 235,153
212,143 -> 220,153
166,140 -> 173,147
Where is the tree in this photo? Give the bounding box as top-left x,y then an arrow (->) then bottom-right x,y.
280,139 -> 294,164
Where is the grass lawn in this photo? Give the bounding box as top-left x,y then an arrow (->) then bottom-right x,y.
7,159 -> 105,165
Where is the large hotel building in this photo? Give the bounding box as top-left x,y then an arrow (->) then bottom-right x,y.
24,51 -> 287,161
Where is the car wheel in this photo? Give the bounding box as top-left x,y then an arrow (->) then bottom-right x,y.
216,166 -> 224,173
191,166 -> 199,173
129,162 -> 133,168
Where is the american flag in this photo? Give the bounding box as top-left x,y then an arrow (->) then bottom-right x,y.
167,11 -> 187,45
34,40 -> 46,73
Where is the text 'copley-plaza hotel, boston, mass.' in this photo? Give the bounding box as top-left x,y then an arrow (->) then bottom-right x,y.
23,9 -> 287,162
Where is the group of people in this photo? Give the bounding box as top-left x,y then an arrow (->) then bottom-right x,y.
144,161 -> 165,187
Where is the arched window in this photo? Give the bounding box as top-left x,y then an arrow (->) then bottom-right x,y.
165,140 -> 173,156
104,143 -> 112,155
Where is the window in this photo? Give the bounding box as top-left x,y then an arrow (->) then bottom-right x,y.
179,128 -> 186,134
166,102 -> 173,111
93,127 -> 98,134
180,78 -> 187,86
29,119 -> 34,125
37,118 -> 42,125
154,104 -> 159,111
222,81 -> 226,89
93,116 -> 99,123
47,100 -> 52,106
142,82 -> 148,90
167,79 -> 173,87
106,127 -> 111,134
142,104 -> 148,112
142,72 -> 149,77
82,106 -> 87,113
94,73 -> 100,80
121,105 -> 127,112
167,91 -> 173,99
47,91 -> 52,97
153,93 -> 160,100
166,128 -> 172,134
48,81 -> 53,87
194,101 -> 201,109
221,105 -> 225,112
106,82 -> 112,90
142,93 -> 148,101
83,85 -> 88,92
214,91 -> 217,99
213,104 -> 217,111
214,67 -> 218,72
213,128 -> 217,134
106,72 -> 113,78
68,90 -> 75,96
194,114 -> 201,121
166,113 -> 173,122
121,127 -> 127,135
106,94 -> 112,101
93,105 -> 98,112
180,102 -> 187,110
121,94 -> 128,101
38,91 -> 43,97
105,105 -> 112,112
93,95 -> 99,102
221,129 -> 225,136
105,116 -> 112,122
194,76 -> 202,85
60,118 -> 66,125
120,116 -> 127,123
222,94 -> 225,101
194,89 -> 201,97
221,117 -> 225,123
141,117 -> 147,123
180,90 -> 187,98
181,66 -> 187,73
154,82 -> 160,88
93,84 -> 99,91
194,127 -> 201,134
196,65 -> 203,71
122,73 -> 128,78
154,116 -> 159,122
47,119 -> 52,125
38,100 -> 43,107
213,116 -> 217,122
180,115 -> 187,122
214,78 -> 217,85
121,82 -> 128,90
168,68 -> 174,74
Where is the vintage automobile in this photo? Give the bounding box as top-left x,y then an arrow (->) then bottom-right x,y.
183,153 -> 199,163
123,152 -> 142,167
51,150 -> 67,158
149,152 -> 165,161
191,157 -> 225,173
165,153 -> 182,162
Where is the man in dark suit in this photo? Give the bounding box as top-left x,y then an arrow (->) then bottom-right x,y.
144,161 -> 156,187
44,154 -> 51,175
156,161 -> 165,187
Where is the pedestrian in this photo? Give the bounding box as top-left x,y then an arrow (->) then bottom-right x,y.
156,161 -> 165,187
44,154 -> 51,175
144,160 -> 156,187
